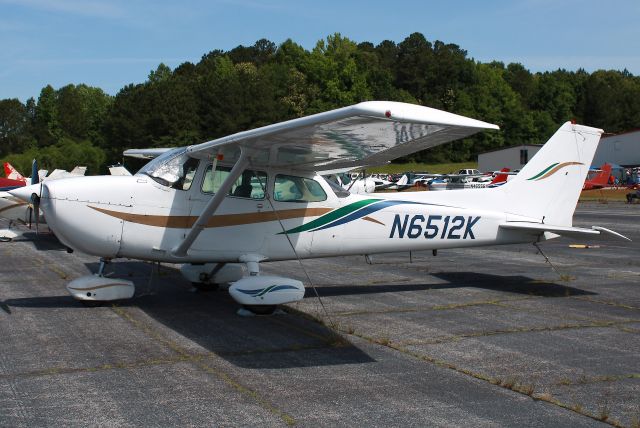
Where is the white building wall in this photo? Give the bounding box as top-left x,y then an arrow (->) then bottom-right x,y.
592,130 -> 640,167
478,145 -> 542,172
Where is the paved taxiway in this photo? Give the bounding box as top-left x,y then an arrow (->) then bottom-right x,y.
0,202 -> 638,426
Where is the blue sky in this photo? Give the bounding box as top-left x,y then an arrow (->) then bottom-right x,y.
1,0 -> 638,101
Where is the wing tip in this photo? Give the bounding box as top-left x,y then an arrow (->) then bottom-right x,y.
354,101 -> 499,130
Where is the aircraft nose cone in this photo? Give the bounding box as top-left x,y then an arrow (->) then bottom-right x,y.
8,183 -> 41,202
34,176 -> 127,258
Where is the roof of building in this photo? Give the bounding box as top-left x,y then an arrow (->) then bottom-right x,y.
601,128 -> 640,140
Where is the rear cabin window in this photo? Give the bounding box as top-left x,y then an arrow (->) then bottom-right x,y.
274,174 -> 327,202
201,165 -> 267,199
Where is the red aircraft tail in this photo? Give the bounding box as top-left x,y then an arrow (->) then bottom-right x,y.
488,168 -> 510,187
583,163 -> 612,190
3,162 -> 26,182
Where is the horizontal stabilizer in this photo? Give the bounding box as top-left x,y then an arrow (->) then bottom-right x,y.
591,226 -> 632,241
500,222 -> 631,241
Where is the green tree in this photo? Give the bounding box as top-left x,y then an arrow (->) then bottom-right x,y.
0,99 -> 33,157
302,33 -> 371,112
56,84 -> 112,144
33,85 -> 61,146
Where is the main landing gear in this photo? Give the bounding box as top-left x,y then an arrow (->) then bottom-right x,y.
228,254 -> 305,316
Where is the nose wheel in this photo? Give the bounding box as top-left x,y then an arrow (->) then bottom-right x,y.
191,282 -> 220,292
66,258 -> 135,303
239,305 -> 278,316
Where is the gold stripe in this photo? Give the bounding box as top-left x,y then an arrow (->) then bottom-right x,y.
538,162 -> 583,180
88,206 -> 333,229
362,216 -> 385,226
68,283 -> 133,291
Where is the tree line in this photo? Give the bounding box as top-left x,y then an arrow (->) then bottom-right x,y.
1,32 -> 639,174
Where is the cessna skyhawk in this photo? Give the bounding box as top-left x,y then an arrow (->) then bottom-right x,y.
10,101 -> 629,313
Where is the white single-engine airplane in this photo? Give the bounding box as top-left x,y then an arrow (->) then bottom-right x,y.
10,101 -> 630,314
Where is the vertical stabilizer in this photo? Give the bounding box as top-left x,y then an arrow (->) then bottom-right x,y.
4,163 -> 25,182
500,122 -> 603,226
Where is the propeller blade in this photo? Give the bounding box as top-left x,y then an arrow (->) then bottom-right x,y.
31,159 -> 39,185
29,182 -> 42,233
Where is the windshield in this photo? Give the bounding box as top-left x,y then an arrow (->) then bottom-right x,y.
323,176 -> 350,198
137,148 -> 199,190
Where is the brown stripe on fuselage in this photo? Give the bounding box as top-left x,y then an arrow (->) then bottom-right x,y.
538,162 -> 584,180
362,216 -> 385,226
88,206 -> 333,229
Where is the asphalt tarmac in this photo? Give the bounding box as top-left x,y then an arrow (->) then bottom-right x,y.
0,202 -> 638,427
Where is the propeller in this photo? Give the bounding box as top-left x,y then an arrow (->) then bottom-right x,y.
30,189 -> 41,232
28,159 -> 41,232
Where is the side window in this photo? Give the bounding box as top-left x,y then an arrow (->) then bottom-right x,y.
274,174 -> 327,202
201,165 -> 266,199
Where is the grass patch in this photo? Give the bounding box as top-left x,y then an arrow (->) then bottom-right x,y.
579,188 -> 632,202
599,404 -> 610,422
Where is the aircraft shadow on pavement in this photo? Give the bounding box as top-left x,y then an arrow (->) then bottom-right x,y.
6,261 -> 374,369
309,271 -> 596,298
11,231 -> 68,252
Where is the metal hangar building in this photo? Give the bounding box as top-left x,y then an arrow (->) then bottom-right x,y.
477,144 -> 542,172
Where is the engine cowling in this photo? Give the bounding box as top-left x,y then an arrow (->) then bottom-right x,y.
228,276 -> 305,306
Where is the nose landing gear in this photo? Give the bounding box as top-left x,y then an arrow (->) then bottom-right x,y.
66,258 -> 135,303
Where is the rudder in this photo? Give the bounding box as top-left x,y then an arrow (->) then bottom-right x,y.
499,122 -> 603,226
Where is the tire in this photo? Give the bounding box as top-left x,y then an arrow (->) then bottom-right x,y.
191,282 -> 220,292
243,305 -> 277,315
80,300 -> 104,307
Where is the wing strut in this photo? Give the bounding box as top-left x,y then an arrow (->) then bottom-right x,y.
172,151 -> 249,257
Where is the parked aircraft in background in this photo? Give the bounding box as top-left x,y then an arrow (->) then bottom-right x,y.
323,170 -> 375,194
0,163 -> 27,191
0,162 -> 88,230
108,165 -> 132,176
393,172 -> 441,190
487,168 -> 512,188
583,163 -> 612,190
428,168 -> 509,191
9,102 -> 630,315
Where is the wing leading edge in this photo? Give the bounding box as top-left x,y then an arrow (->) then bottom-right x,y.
185,101 -> 499,171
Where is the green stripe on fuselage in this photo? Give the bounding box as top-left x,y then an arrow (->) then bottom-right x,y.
279,198 -> 381,234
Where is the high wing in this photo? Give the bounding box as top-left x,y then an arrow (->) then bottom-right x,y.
123,148 -> 174,159
171,101 -> 498,257
185,101 -> 498,170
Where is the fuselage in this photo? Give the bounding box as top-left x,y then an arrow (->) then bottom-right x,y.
37,159 -> 539,263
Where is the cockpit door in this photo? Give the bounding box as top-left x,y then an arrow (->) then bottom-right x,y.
187,163 -> 268,256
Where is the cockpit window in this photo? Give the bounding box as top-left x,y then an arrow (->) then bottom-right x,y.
137,148 -> 199,190
201,165 -> 267,199
274,174 -> 327,202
